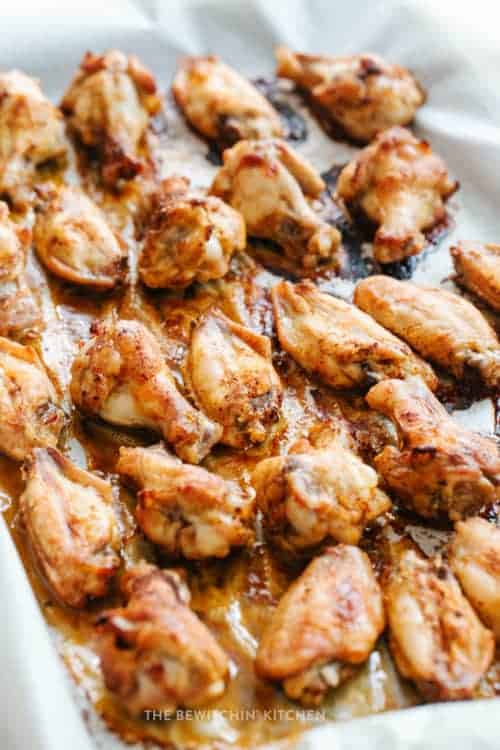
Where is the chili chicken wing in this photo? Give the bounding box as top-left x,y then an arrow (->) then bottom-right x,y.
451,241 -> 500,312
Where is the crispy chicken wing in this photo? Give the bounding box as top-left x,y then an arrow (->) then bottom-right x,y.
21,448 -> 120,607
210,139 -> 341,268
172,55 -> 283,148
367,378 -> 500,519
355,275 -> 500,389
185,308 -> 282,448
272,280 -> 437,390
337,127 -> 457,263
451,242 -> 500,312
70,317 -> 221,463
384,544 -> 494,701
98,562 -> 229,716
138,176 -> 246,289
255,545 -> 385,705
276,48 -> 425,143
61,50 -> 160,185
0,337 -> 63,460
33,185 -> 125,289
117,443 -> 254,559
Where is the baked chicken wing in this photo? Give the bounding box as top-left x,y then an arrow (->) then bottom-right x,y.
276,48 -> 425,143
337,127 -> 457,263
21,448 -> 120,607
98,563 -> 229,716
70,317 -> 221,463
255,545 -> 385,705
117,443 -> 254,559
451,241 -> 500,312
210,139 -> 341,268
366,378 -> 500,519
272,280 -> 437,390
355,275 -> 500,390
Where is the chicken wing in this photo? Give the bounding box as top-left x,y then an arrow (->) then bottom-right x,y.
172,55 -> 283,148
366,378 -> 500,519
336,127 -> 457,263
61,50 -> 161,185
451,242 -> 500,312
210,139 -> 341,268
97,562 -> 229,716
0,337 -> 63,460
276,48 -> 425,143
117,443 -> 254,559
138,176 -> 246,289
272,280 -> 437,390
70,317 -> 221,463
384,544 -> 494,701
355,275 -> 500,389
255,545 -> 385,705
20,448 -> 120,607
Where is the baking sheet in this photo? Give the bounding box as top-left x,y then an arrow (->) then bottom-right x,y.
1,0 -> 500,748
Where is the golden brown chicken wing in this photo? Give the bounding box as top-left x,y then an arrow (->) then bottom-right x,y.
61,50 -> 161,185
138,176 -> 246,289
384,543 -> 494,701
70,317 -> 221,463
276,48 -> 425,143
272,280 -> 437,390
0,337 -> 63,460
97,562 -> 229,716
337,127 -> 457,263
117,443 -> 254,559
172,55 -> 283,149
355,275 -> 500,390
367,378 -> 500,519
255,545 -> 385,705
185,308 -> 282,448
20,448 -> 120,607
451,241 -> 500,312
210,139 -> 341,268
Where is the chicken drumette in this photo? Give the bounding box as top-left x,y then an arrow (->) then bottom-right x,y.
451,241 -> 500,312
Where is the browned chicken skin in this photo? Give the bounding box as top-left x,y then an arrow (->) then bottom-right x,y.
337,127 -> 457,263
210,139 -> 341,268
255,545 -> 385,705
70,317 -> 221,463
367,378 -> 500,519
355,275 -> 500,390
20,448 -> 120,607
276,48 -> 425,143
117,443 -> 254,559
272,280 -> 437,391
172,55 -> 283,148
451,241 -> 500,312
98,563 -> 229,716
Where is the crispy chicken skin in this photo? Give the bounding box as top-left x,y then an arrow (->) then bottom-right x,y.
33,185 -> 125,289
70,317 -> 221,464
61,50 -> 161,185
384,544 -> 494,701
336,127 -> 457,263
117,443 -> 254,559
0,337 -> 63,460
451,242 -> 500,312
276,48 -> 425,143
355,275 -> 500,390
252,430 -> 390,551
138,176 -> 246,289
449,518 -> 500,641
0,70 -> 67,204
185,308 -> 282,449
210,139 -> 341,268
20,448 -> 120,607
255,545 -> 385,705
272,280 -> 437,391
98,563 -> 229,716
172,55 -> 283,148
367,378 -> 500,519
